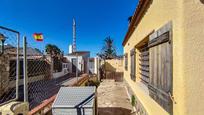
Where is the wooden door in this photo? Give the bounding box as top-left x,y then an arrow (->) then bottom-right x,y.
148,22 -> 173,114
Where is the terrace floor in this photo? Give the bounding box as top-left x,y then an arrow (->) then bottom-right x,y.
97,80 -> 134,115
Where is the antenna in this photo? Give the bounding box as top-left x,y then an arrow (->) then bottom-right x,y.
72,18 -> 76,52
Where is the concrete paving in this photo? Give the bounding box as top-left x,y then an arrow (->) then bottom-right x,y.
97,80 -> 133,115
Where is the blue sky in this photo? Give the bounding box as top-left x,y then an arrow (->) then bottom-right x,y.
0,0 -> 138,57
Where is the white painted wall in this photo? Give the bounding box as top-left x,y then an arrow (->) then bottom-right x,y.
53,63 -> 69,78
88,57 -> 100,75
89,60 -> 95,74
64,52 -> 90,74
64,55 -> 84,73
69,44 -> 73,54
94,57 -> 99,74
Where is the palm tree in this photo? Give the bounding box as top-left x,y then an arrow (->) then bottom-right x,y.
97,36 -> 117,79
45,44 -> 62,76
98,36 -> 116,59
45,44 -> 61,57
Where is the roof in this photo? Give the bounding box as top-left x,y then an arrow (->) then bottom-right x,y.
67,51 -> 90,56
52,87 -> 95,108
4,44 -> 43,56
89,58 -> 95,61
61,57 -> 69,63
122,0 -> 151,46
20,47 -> 43,56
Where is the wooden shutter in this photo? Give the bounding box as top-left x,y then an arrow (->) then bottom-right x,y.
148,22 -> 173,113
130,48 -> 136,81
124,53 -> 128,70
139,44 -> 149,84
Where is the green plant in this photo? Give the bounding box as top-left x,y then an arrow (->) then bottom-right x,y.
97,36 -> 117,59
131,95 -> 136,106
45,44 -> 61,57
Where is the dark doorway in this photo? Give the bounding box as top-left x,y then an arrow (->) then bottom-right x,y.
72,58 -> 77,73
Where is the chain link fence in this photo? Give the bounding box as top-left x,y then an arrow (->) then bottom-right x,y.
25,40 -> 71,110
0,26 -> 72,110
0,26 -> 20,105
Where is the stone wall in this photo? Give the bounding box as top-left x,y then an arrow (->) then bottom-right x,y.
0,54 -> 10,97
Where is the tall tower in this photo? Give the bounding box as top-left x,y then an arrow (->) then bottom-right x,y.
72,18 -> 76,52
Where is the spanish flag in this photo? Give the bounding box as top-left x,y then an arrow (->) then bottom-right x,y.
33,33 -> 43,41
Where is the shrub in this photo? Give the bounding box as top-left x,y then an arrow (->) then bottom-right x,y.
131,95 -> 136,106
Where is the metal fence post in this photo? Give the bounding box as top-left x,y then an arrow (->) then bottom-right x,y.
23,36 -> 28,102
16,33 -> 20,100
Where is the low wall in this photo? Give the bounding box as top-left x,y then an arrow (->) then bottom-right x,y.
102,59 -> 124,81
53,68 -> 69,79
105,71 -> 123,82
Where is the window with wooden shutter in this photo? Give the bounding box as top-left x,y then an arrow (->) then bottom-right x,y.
139,44 -> 149,85
130,48 -> 136,81
148,22 -> 173,113
124,53 -> 128,71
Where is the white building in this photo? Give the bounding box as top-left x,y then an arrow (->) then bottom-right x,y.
64,51 -> 90,74
52,57 -> 70,79
88,57 -> 100,75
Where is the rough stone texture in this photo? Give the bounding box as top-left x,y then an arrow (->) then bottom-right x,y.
0,54 -> 10,97
97,80 -> 133,115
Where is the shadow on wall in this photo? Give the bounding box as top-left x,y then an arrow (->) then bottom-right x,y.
72,64 -> 83,75
102,62 -> 123,82
105,62 -> 116,72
